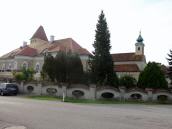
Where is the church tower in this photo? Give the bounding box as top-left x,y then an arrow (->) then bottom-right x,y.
30,25 -> 48,48
135,31 -> 145,55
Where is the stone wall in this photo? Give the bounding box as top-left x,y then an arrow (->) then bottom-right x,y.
17,82 -> 172,102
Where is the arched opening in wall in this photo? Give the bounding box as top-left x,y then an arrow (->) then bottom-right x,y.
72,90 -> 84,98
46,88 -> 57,95
27,86 -> 34,93
101,92 -> 114,99
157,95 -> 168,103
130,93 -> 142,100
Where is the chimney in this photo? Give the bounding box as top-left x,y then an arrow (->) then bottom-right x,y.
23,41 -> 27,47
50,35 -> 55,43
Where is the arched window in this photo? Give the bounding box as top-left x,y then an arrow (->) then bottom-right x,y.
35,63 -> 40,72
22,61 -> 28,69
8,63 -> 12,71
138,47 -> 140,51
2,64 -> 5,71
13,61 -> 17,70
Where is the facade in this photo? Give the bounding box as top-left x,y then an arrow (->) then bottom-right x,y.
112,32 -> 146,80
0,26 -> 146,80
0,26 -> 91,80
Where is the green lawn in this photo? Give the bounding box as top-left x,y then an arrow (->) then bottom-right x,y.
25,95 -> 171,105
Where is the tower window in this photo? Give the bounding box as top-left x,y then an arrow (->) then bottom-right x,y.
138,47 -> 140,51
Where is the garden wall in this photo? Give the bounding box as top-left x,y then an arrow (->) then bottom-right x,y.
17,82 -> 172,102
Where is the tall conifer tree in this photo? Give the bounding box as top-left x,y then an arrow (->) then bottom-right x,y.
167,50 -> 172,84
90,10 -> 118,86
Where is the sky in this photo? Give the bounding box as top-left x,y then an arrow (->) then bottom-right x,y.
0,0 -> 171,65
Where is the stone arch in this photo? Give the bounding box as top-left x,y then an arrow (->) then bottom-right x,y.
42,86 -> 58,96
97,89 -> 120,99
24,84 -> 36,94
72,90 -> 85,98
153,92 -> 172,102
125,91 -> 148,101
68,88 -> 88,99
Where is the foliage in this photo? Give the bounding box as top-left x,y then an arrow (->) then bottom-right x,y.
89,10 -> 118,86
42,54 -> 55,81
42,51 -> 84,84
13,68 -> 34,82
119,75 -> 137,89
54,51 -> 83,84
138,62 -> 168,89
167,50 -> 172,84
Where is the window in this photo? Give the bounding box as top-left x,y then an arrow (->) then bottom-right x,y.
35,63 -> 40,72
22,61 -> 28,69
8,64 -> 12,70
138,47 -> 140,51
13,61 -> 17,70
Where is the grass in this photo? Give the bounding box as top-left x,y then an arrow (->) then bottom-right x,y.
24,95 -> 172,105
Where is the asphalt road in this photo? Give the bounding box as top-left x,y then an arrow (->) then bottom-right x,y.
0,96 -> 172,129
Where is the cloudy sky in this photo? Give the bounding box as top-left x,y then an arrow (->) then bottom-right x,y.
0,0 -> 171,65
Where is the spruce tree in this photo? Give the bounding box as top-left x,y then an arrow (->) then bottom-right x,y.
167,50 -> 172,84
90,10 -> 118,86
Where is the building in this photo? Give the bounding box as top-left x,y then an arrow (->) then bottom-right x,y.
0,26 -> 146,81
0,26 -> 91,80
112,32 -> 146,80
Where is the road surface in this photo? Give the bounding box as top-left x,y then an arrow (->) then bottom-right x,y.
0,96 -> 172,129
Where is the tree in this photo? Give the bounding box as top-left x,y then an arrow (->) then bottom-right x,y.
42,54 -> 55,81
13,67 -> 34,82
66,52 -> 83,84
119,75 -> 137,89
167,50 -> 172,84
42,51 -> 84,84
89,10 -> 118,86
138,62 -> 168,89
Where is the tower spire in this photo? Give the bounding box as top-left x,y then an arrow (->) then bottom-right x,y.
31,25 -> 48,41
137,30 -> 143,43
135,31 -> 145,55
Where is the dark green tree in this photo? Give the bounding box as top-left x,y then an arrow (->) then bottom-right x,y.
66,53 -> 83,84
42,53 -> 55,81
89,10 -> 118,86
167,50 -> 172,84
119,75 -> 137,89
138,62 -> 168,89
54,51 -> 83,84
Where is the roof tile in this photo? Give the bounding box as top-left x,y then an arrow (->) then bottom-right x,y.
112,53 -> 144,62
114,64 -> 140,72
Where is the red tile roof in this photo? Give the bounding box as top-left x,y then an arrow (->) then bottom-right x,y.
0,27 -> 91,58
17,46 -> 38,57
48,38 -> 91,55
111,53 -> 144,62
114,64 -> 140,72
31,26 -> 48,41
